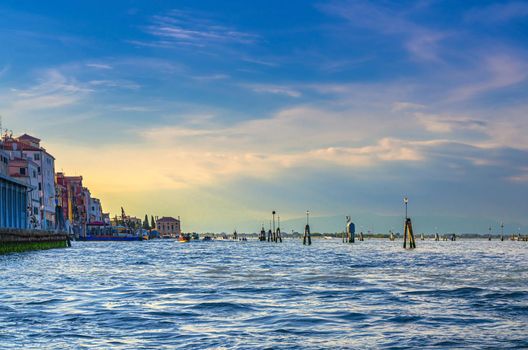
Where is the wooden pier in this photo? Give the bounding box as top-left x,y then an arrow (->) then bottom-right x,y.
0,229 -> 70,254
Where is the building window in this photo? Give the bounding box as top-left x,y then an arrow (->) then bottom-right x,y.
34,154 -> 40,161
20,168 -> 26,175
37,167 -> 41,175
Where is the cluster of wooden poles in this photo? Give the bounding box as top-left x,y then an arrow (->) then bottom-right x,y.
258,211 -> 283,243
344,213 -> 417,249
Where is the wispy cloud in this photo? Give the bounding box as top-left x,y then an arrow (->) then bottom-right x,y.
466,1 -> 528,23
449,54 -> 528,101
191,74 -> 230,81
240,56 -> 279,67
110,105 -> 158,112
244,84 -> 302,98
415,113 -> 487,133
318,0 -> 447,61
137,9 -> 257,48
0,64 -> 10,77
391,101 -> 425,112
86,63 -> 113,70
6,69 -> 90,111
88,79 -> 141,90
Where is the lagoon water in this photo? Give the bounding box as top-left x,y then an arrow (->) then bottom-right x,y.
0,239 -> 527,349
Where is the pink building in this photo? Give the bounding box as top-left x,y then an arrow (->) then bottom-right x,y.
2,133 -> 56,229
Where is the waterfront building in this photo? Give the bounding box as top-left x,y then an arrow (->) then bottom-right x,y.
156,217 -> 181,238
83,187 -> 92,223
89,197 -> 103,223
55,173 -> 88,235
0,172 -> 29,229
102,213 -> 110,225
1,134 -> 56,229
7,157 -> 40,228
0,149 -> 8,176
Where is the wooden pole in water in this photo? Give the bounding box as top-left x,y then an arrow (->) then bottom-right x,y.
346,216 -> 355,243
272,211 -> 276,242
260,224 -> 266,241
277,215 -> 282,243
343,216 -> 347,243
303,210 -> 311,246
268,220 -> 272,242
403,197 -> 416,249
403,218 -> 416,249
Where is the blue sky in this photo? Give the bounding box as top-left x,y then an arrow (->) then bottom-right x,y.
1,0 -> 528,233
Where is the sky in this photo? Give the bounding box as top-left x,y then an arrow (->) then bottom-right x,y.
1,0 -> 528,233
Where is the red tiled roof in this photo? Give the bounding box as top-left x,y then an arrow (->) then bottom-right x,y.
157,217 -> 180,222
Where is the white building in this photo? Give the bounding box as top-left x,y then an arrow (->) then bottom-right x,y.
2,134 -> 56,230
7,157 -> 40,228
89,197 -> 103,223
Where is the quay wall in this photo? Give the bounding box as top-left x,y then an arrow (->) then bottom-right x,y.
0,229 -> 70,254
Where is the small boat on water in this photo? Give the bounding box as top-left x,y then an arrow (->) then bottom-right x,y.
202,236 -> 212,241
178,234 -> 191,243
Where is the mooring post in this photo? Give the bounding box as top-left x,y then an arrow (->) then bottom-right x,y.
303,210 -> 311,246
434,232 -> 439,241
276,215 -> 282,243
403,218 -> 416,249
268,220 -> 272,242
346,216 -> 355,243
260,224 -> 266,241
359,231 -> 364,241
390,230 -> 395,241
343,216 -> 347,243
272,211 -> 276,242
403,197 -> 416,249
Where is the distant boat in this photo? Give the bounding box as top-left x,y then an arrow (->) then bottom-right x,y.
178,234 -> 190,243
323,236 -> 333,240
215,234 -> 229,241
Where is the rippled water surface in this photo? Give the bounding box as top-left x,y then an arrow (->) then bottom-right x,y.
1,239 -> 527,349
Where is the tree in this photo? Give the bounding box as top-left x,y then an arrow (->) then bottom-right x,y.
143,214 -> 150,230
151,216 -> 156,230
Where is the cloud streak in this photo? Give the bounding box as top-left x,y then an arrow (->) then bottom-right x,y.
318,0 -> 447,61
138,9 -> 257,48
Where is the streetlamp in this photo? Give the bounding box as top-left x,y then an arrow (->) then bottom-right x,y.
306,210 -> 310,226
404,196 -> 409,219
